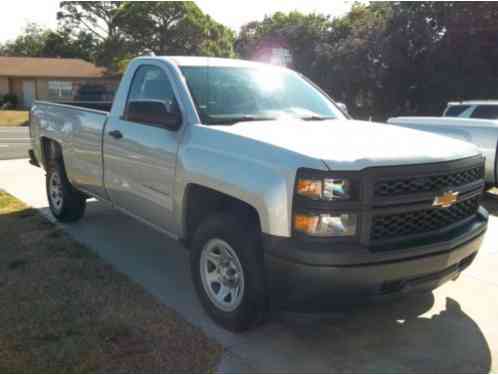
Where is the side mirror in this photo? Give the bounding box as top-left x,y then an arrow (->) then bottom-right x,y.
125,100 -> 182,131
336,102 -> 349,115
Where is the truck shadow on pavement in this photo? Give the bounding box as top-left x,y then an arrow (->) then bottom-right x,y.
27,201 -> 492,373
482,194 -> 498,216
270,294 -> 491,373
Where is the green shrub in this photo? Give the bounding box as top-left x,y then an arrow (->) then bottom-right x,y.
3,94 -> 18,107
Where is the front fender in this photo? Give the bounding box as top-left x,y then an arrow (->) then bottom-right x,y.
173,125 -> 327,238
176,144 -> 293,237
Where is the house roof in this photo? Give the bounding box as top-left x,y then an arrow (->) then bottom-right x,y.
0,57 -> 107,78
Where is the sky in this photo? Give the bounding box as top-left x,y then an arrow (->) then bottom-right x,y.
0,0 -> 356,43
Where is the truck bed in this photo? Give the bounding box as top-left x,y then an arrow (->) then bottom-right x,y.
30,100 -> 110,199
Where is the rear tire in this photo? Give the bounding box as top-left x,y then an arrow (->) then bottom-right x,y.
46,162 -> 86,222
190,213 -> 266,332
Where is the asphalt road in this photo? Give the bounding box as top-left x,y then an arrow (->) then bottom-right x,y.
1,158 -> 498,373
0,127 -> 31,160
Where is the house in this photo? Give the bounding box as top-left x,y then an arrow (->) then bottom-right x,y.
0,57 -> 119,108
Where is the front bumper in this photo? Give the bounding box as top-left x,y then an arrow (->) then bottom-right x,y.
263,209 -> 487,311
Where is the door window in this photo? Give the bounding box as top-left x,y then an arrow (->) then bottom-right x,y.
126,65 -> 179,119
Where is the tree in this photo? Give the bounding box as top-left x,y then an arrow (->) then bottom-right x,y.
0,24 -> 48,57
404,2 -> 498,114
329,2 -> 498,119
56,1 -> 235,69
0,23 -> 94,60
42,30 -> 95,60
314,4 -> 390,118
57,1 -> 126,67
236,12 -> 331,78
117,1 -> 235,57
57,1 -> 123,43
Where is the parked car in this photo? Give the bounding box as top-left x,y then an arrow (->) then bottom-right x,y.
443,100 -> 498,119
29,56 -> 488,331
387,116 -> 498,189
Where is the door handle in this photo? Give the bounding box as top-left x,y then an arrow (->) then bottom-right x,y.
108,130 -> 123,139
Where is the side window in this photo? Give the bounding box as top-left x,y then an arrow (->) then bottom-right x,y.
444,105 -> 470,117
125,65 -> 180,124
470,105 -> 498,119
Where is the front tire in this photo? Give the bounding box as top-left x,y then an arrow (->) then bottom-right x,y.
190,213 -> 266,332
46,162 -> 86,222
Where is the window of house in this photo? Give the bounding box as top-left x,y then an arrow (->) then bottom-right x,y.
48,81 -> 73,99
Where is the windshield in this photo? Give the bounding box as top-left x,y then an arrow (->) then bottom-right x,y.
180,65 -> 344,125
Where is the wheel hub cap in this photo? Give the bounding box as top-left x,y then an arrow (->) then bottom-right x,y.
200,239 -> 245,312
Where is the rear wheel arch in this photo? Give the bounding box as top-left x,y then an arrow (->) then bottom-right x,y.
45,157 -> 86,222
40,137 -> 63,169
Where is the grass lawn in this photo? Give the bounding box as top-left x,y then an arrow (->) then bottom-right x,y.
0,191 -> 222,372
0,110 -> 29,127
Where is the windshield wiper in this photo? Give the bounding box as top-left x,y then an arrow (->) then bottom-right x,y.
299,115 -> 337,121
206,115 -> 277,125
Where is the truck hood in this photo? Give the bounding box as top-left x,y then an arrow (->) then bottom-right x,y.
210,119 -> 480,170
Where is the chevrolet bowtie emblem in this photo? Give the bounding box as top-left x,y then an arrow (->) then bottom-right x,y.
433,191 -> 459,208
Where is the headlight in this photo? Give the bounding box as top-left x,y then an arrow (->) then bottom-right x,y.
323,179 -> 351,200
297,178 -> 352,200
294,213 -> 357,237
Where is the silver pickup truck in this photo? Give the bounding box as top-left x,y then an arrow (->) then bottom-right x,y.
29,56 -> 488,331
387,116 -> 498,189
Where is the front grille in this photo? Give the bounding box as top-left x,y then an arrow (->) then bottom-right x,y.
370,197 -> 480,241
374,166 -> 483,197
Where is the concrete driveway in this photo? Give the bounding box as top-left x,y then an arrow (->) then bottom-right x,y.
0,127 -> 30,160
2,158 -> 498,373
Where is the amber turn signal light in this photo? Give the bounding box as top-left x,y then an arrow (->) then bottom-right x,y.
296,179 -> 322,199
294,213 -> 319,233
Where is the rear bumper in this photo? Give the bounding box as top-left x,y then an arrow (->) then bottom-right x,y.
263,210 -> 487,311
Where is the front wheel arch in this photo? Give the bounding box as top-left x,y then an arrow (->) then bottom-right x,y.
182,184 -> 262,248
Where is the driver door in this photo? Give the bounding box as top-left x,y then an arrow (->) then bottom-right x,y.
103,64 -> 183,233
